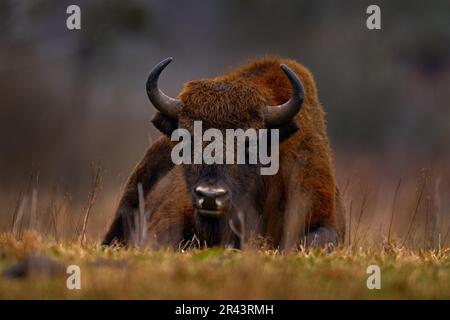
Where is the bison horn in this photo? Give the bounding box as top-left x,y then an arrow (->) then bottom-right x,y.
146,57 -> 181,119
264,64 -> 304,127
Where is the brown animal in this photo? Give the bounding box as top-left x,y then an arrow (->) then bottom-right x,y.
103,56 -> 345,249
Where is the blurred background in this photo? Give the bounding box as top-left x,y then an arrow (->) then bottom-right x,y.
0,0 -> 449,245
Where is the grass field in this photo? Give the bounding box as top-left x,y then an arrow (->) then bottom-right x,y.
1,164 -> 449,299
0,231 -> 449,299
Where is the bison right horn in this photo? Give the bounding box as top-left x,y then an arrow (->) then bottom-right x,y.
146,57 -> 181,119
264,64 -> 304,127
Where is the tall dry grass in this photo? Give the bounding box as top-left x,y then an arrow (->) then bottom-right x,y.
1,157 -> 449,253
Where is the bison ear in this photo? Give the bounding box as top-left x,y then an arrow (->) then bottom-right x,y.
273,120 -> 299,142
152,112 -> 178,137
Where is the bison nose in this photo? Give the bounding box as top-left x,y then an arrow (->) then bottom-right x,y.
193,184 -> 230,216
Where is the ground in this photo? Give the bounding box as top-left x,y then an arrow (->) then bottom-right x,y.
0,232 -> 448,299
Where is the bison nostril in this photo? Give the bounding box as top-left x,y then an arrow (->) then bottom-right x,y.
194,185 -> 228,198
195,198 -> 205,210
193,184 -> 229,212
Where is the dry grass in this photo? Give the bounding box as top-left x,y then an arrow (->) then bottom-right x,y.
0,231 -> 448,299
1,160 -> 450,299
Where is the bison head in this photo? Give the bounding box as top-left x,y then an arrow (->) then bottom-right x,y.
146,57 -> 304,247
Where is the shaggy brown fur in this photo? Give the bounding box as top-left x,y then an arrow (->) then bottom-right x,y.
103,56 -> 345,249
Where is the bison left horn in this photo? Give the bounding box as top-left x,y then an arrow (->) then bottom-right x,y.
146,57 -> 181,119
264,64 -> 304,127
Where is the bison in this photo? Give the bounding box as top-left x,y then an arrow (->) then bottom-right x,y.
103,56 -> 345,249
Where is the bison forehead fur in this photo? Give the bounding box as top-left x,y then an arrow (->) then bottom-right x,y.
179,79 -> 265,128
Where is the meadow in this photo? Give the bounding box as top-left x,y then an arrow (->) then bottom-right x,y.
0,231 -> 449,299
1,156 -> 450,299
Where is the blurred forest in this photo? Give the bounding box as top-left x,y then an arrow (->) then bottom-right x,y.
0,0 -> 449,241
